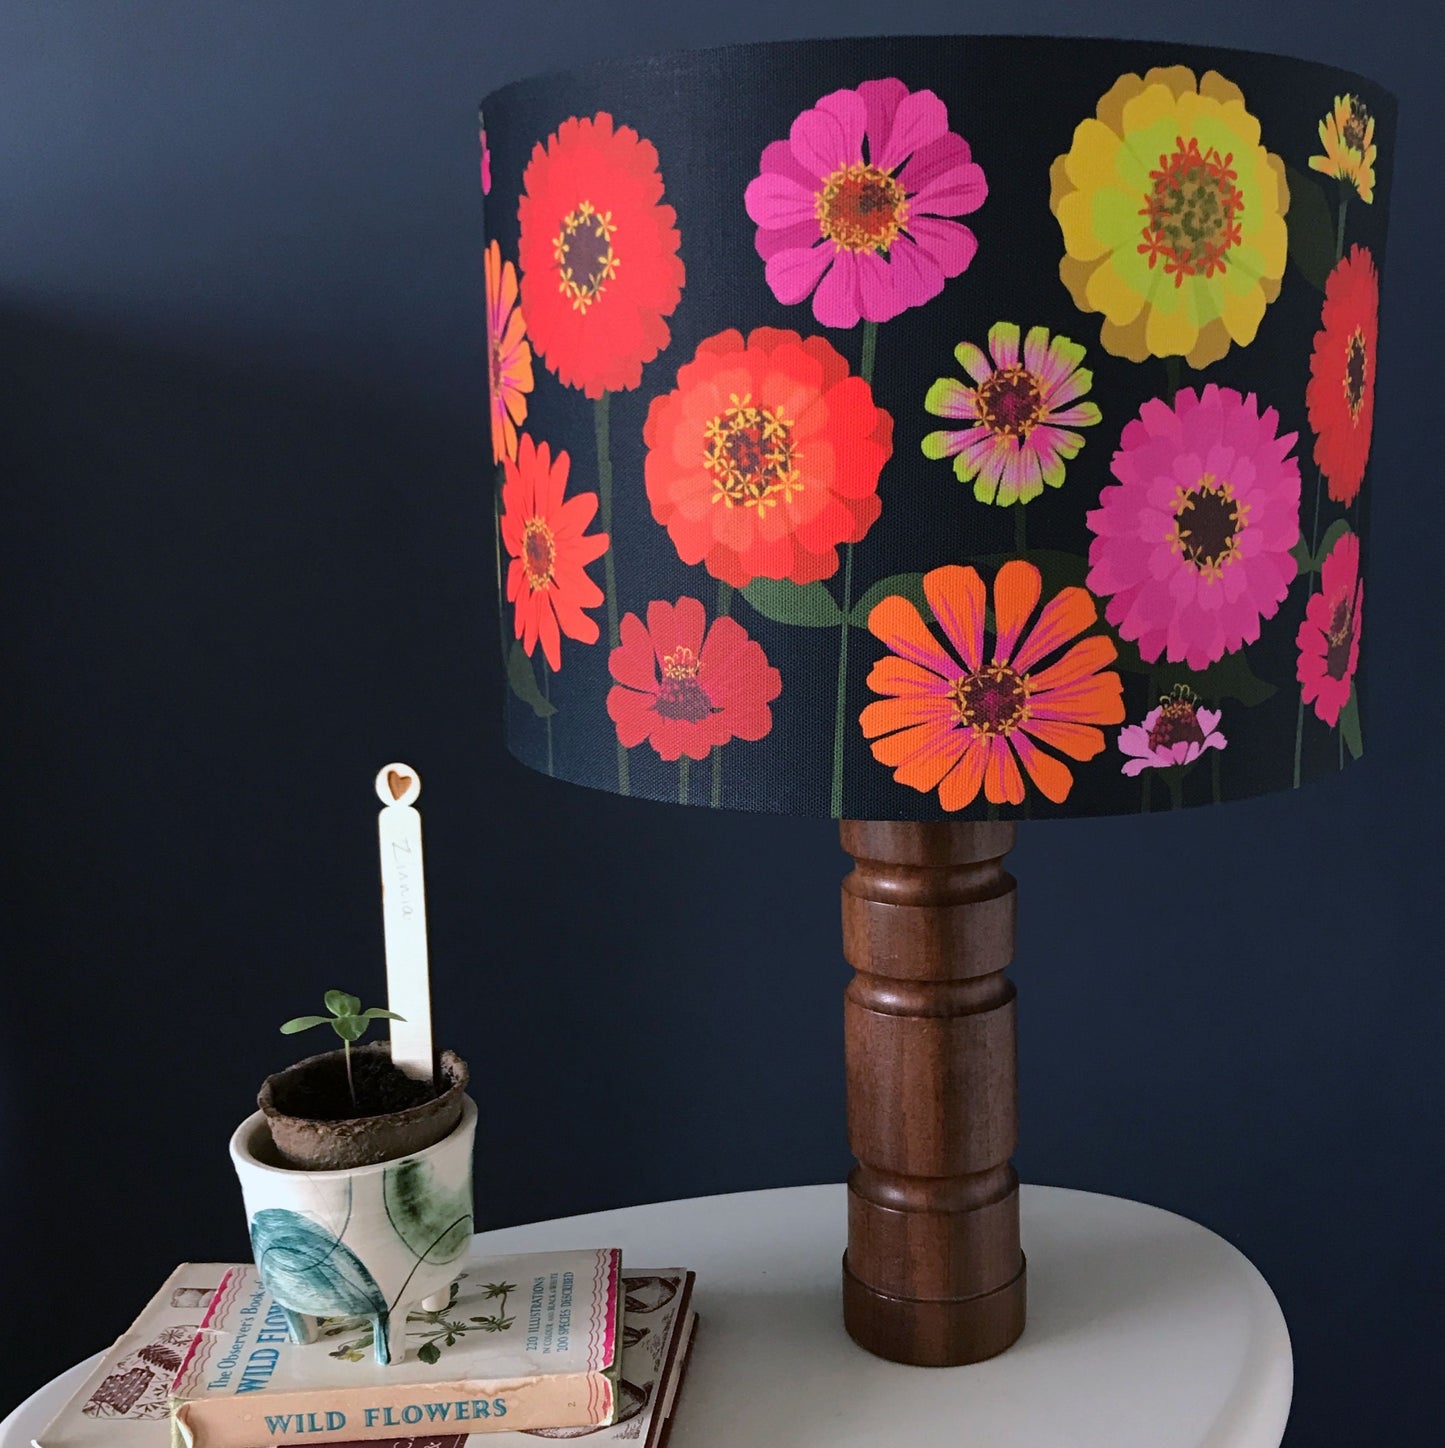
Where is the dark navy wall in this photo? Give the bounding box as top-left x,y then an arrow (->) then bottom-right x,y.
2,3 -> 1438,1443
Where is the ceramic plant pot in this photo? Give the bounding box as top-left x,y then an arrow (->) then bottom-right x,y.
258,1042 -> 469,1170
230,1094 -> 476,1365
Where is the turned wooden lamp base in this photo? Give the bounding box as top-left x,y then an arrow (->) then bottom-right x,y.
839,819 -> 1026,1366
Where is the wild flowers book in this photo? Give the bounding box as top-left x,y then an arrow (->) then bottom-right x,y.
308,1270 -> 697,1448
166,1248 -> 622,1447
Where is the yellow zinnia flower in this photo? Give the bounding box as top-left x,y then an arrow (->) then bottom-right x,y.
1309,94 -> 1376,203
1050,67 -> 1290,369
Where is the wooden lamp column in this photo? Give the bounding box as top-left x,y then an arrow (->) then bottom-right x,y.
839,818 -> 1025,1366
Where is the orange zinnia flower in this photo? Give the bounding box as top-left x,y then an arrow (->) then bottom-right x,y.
861,561 -> 1125,810
500,435 -> 609,672
486,240 -> 534,465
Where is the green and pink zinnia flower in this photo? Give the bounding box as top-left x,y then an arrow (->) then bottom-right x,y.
922,322 -> 1101,505
744,78 -> 987,329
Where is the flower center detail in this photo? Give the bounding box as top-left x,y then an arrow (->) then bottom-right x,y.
553,199 -> 618,314
521,517 -> 556,591
1148,686 -> 1207,752
1343,327 -> 1369,419
655,644 -> 713,722
948,662 -> 1030,736
816,162 -> 908,254
978,365 -> 1046,441
1342,96 -> 1371,153
1325,593 -> 1356,680
1171,472 -> 1251,582
1138,136 -> 1245,285
703,393 -> 802,510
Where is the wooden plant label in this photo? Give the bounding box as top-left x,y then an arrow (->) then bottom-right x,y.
374,763 -> 434,1084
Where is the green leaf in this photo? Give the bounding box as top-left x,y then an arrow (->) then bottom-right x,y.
279,1015 -> 329,1034
325,990 -> 361,1018
850,572 -> 929,626
360,1008 -> 405,1022
1339,686 -> 1364,759
333,1015 -> 367,1043
507,640 -> 555,717
1290,536 -> 1316,575
417,1341 -> 441,1365
1164,651 -> 1279,706
1315,518 -> 1354,568
1285,164 -> 1337,292
740,577 -> 845,627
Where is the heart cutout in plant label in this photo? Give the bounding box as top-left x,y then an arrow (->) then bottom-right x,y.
375,762 -> 421,808
387,769 -> 411,800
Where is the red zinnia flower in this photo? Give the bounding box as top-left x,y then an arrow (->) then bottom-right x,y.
643,327 -> 893,587
1297,530 -> 1363,726
518,112 -> 685,398
1306,245 -> 1378,505
500,435 -> 609,672
607,597 -> 781,761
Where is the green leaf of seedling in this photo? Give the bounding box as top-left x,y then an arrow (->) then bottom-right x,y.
1285,164 -> 1337,292
850,573 -> 929,626
279,1016 -> 330,1034
333,1014 -> 367,1043
507,640 -> 556,717
325,990 -> 361,1018
360,1008 -> 406,1021
740,578 -> 845,627
1339,686 -> 1364,759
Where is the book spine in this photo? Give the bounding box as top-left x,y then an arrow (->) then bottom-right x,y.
171,1370 -> 615,1448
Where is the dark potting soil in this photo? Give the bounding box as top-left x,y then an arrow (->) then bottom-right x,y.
270,1050 -> 439,1121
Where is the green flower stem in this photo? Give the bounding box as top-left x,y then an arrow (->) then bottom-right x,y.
712,580 -> 733,808
830,321 -> 879,820
678,755 -> 690,805
1014,503 -> 1027,557
595,391 -> 629,795
495,465 -> 509,664
1140,773 -> 1152,813
542,661 -> 553,776
1293,467 -> 1327,789
1166,769 -> 1185,811
1336,194 -> 1348,261
1211,746 -> 1222,805
1165,354 -> 1181,404
830,541 -> 855,819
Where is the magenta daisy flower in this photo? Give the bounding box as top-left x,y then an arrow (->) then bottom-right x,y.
1297,530 -> 1363,727
922,322 -> 1101,505
744,78 -> 987,329
1118,686 -> 1227,775
1087,385 -> 1301,671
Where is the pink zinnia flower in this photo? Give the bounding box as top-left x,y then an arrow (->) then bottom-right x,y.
1297,530 -> 1363,726
1118,686 -> 1227,775
1087,385 -> 1301,671
922,322 -> 1101,505
744,78 -> 987,329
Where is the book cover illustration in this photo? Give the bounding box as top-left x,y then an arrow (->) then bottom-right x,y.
169,1249 -> 621,1447
32,1265 -> 229,1447
297,1270 -> 696,1448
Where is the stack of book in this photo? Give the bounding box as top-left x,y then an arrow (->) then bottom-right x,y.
31,1249 -> 697,1447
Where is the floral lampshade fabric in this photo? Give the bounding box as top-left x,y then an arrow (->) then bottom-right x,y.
480,37 -> 1393,819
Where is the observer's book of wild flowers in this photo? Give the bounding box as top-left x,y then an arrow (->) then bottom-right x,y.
164,1249 -> 623,1447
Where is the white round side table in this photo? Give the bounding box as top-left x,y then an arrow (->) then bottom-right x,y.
1,1183 -> 1291,1448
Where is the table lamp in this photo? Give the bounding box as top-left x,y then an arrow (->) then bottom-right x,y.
479,35 -> 1392,1366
